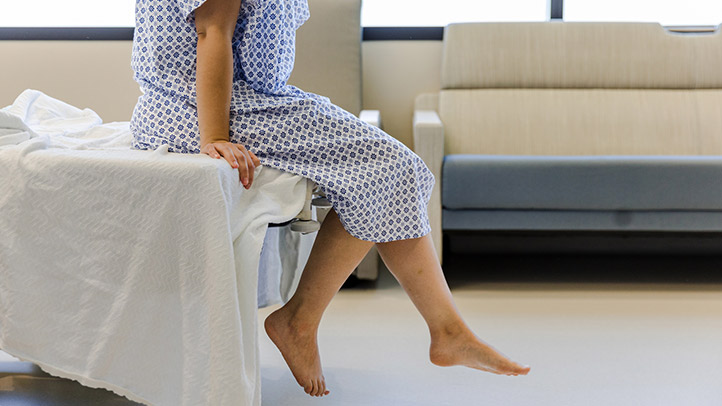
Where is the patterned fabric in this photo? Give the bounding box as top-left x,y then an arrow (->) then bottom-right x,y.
130,0 -> 434,242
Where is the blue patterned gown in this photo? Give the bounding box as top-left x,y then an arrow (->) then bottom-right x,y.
130,0 -> 434,243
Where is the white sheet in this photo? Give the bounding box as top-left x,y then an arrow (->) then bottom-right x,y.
0,90 -> 308,405
257,225 -> 314,307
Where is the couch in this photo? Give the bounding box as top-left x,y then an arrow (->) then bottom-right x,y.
414,22 -> 722,262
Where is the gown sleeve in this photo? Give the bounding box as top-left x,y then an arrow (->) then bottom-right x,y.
180,0 -> 267,23
177,0 -> 209,22
292,0 -> 310,28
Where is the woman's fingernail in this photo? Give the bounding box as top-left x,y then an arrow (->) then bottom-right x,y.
242,178 -> 249,185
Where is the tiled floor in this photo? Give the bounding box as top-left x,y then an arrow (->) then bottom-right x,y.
2,254 -> 722,405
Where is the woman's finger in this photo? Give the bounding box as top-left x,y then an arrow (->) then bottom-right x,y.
219,143 -> 239,169
202,144 -> 221,159
231,146 -> 251,188
230,146 -> 247,185
236,146 -> 256,187
248,150 -> 262,167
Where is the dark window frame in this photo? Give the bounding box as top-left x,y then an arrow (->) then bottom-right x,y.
551,0 -> 563,19
0,26 -> 447,41
0,27 -> 134,40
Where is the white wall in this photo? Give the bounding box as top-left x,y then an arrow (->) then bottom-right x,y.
0,40 -> 442,148
362,41 -> 442,147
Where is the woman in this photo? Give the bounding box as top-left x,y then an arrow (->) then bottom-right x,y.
130,0 -> 530,398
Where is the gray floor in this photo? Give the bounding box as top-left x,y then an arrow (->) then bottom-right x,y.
2,254 -> 722,405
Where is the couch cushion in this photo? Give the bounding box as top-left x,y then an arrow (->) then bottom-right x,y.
443,155 -> 722,211
438,89 -> 722,156
442,22 -> 722,90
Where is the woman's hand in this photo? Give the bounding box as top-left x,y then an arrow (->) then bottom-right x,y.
201,141 -> 262,189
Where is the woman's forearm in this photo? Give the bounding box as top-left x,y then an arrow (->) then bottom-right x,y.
196,29 -> 234,148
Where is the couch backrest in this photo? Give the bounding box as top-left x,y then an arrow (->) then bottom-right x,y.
438,22 -> 722,155
288,0 -> 362,115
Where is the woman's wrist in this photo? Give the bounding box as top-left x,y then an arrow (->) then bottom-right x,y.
200,137 -> 231,149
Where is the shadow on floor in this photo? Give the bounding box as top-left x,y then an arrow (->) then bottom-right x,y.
0,362 -> 142,406
442,253 -> 722,290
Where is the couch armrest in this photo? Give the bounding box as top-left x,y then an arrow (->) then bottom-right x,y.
359,109 -> 382,129
413,109 -> 444,263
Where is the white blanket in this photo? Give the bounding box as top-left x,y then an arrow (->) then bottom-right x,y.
0,90 -> 308,405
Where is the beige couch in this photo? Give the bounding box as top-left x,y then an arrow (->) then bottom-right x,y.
414,23 -> 722,262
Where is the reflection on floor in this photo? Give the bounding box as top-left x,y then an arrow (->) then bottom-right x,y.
2,254 -> 722,405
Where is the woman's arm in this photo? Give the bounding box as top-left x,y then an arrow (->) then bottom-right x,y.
195,0 -> 261,188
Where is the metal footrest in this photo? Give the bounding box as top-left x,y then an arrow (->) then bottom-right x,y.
289,219 -> 321,234
311,197 -> 332,208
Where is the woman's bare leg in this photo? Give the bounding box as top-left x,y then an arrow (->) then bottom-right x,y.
265,209 -> 374,397
376,234 -> 530,376
265,211 -> 529,397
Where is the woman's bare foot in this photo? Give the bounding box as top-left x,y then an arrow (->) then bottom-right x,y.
429,324 -> 530,376
264,307 -> 329,397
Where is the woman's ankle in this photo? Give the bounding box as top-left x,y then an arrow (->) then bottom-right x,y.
272,302 -> 322,332
429,319 -> 469,342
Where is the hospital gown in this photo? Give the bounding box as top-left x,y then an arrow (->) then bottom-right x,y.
130,0 -> 434,242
